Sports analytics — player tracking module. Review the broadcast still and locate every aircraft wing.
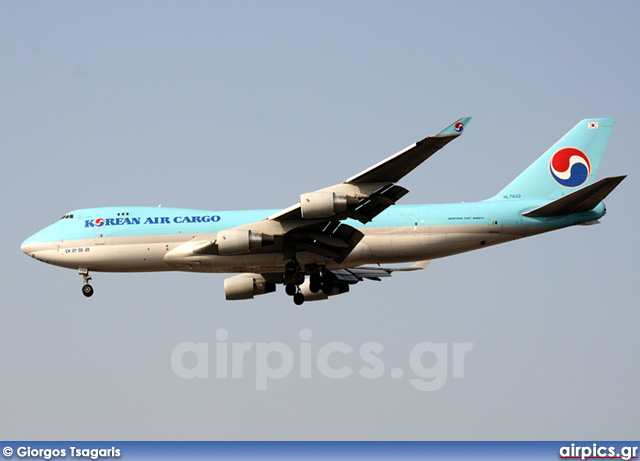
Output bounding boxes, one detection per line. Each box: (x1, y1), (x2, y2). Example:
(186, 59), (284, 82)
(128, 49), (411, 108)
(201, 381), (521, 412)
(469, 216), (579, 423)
(268, 116), (472, 223)
(213, 118), (471, 264)
(331, 260), (432, 282)
(344, 120), (471, 184)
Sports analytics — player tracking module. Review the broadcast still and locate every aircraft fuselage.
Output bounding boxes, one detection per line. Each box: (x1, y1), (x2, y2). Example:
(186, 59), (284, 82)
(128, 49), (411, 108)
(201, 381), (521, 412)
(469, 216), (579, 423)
(21, 201), (605, 274)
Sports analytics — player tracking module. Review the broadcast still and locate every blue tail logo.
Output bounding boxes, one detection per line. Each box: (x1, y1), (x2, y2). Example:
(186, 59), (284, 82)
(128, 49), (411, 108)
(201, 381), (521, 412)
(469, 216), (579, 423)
(549, 147), (591, 188)
(491, 118), (614, 200)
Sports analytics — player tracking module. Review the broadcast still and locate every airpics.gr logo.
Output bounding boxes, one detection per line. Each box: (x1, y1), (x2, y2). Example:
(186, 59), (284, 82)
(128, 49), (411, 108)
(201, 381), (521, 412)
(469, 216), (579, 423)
(85, 215), (221, 228)
(454, 122), (464, 133)
(549, 147), (591, 188)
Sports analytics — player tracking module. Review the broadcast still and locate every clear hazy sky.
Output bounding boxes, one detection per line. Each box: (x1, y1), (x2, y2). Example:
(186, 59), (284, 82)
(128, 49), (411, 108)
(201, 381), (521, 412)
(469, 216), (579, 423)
(1, 1), (638, 440)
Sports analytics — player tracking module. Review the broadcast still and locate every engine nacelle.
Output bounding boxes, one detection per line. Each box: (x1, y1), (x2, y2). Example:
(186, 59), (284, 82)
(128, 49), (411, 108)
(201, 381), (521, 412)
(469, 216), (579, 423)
(300, 192), (349, 219)
(216, 229), (274, 255)
(224, 274), (276, 300)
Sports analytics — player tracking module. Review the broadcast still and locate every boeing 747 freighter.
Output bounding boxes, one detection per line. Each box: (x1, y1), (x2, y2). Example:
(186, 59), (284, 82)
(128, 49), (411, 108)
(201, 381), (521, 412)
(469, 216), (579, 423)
(21, 118), (625, 305)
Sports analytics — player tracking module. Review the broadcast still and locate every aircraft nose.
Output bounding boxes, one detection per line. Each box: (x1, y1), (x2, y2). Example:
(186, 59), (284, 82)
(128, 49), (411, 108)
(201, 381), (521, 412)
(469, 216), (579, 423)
(21, 237), (33, 256)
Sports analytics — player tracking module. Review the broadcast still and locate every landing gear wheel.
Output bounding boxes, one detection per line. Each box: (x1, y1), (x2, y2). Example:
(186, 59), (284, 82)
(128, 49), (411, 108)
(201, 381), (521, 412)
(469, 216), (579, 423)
(285, 283), (297, 297)
(322, 278), (333, 295)
(293, 271), (305, 286)
(285, 261), (298, 275)
(309, 273), (321, 293)
(82, 284), (94, 297)
(78, 268), (93, 298)
(293, 292), (305, 306)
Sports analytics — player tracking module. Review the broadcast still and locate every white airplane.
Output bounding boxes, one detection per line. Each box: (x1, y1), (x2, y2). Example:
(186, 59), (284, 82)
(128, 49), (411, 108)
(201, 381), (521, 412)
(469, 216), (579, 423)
(21, 117), (625, 305)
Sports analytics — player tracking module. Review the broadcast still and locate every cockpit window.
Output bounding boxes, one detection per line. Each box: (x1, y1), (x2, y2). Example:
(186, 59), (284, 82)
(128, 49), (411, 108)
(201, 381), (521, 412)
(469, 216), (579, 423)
(59, 214), (74, 220)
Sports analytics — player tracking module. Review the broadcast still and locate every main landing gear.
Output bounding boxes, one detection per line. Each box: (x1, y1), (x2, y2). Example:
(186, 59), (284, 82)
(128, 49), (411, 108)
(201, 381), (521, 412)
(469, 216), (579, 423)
(284, 260), (305, 306)
(78, 268), (94, 297)
(283, 261), (333, 306)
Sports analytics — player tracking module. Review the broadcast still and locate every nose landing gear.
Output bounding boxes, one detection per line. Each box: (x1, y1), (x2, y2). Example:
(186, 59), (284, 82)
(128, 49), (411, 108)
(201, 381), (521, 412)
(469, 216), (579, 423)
(82, 284), (94, 297)
(78, 268), (94, 297)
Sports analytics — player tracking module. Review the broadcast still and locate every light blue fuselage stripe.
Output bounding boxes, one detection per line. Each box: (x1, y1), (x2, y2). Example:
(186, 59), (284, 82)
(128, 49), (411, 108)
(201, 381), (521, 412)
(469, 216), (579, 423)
(24, 201), (605, 246)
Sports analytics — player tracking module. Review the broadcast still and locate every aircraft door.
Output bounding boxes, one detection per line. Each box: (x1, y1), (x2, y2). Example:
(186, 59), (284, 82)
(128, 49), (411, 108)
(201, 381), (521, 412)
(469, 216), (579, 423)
(486, 216), (503, 246)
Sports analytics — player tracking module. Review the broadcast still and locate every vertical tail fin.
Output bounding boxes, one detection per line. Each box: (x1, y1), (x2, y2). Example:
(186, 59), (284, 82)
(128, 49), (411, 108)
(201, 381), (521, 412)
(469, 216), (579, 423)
(492, 118), (615, 200)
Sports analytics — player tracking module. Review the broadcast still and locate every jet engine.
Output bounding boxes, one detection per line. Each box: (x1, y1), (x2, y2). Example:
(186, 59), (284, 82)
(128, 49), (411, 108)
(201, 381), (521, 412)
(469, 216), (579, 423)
(216, 229), (274, 255)
(224, 274), (276, 300)
(300, 192), (350, 219)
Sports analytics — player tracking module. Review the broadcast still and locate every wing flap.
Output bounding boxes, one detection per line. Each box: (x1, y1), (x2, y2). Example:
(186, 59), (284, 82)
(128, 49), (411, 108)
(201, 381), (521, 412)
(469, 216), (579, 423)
(346, 184), (409, 223)
(284, 222), (364, 263)
(330, 260), (432, 283)
(330, 267), (391, 283)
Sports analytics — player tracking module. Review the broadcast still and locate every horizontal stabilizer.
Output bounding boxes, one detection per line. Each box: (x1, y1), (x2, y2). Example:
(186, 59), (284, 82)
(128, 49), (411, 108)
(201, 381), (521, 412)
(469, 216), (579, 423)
(522, 175), (626, 218)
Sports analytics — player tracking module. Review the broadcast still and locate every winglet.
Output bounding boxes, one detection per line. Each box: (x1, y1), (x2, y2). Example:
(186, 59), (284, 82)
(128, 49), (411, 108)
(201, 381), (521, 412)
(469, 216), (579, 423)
(435, 117), (472, 137)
